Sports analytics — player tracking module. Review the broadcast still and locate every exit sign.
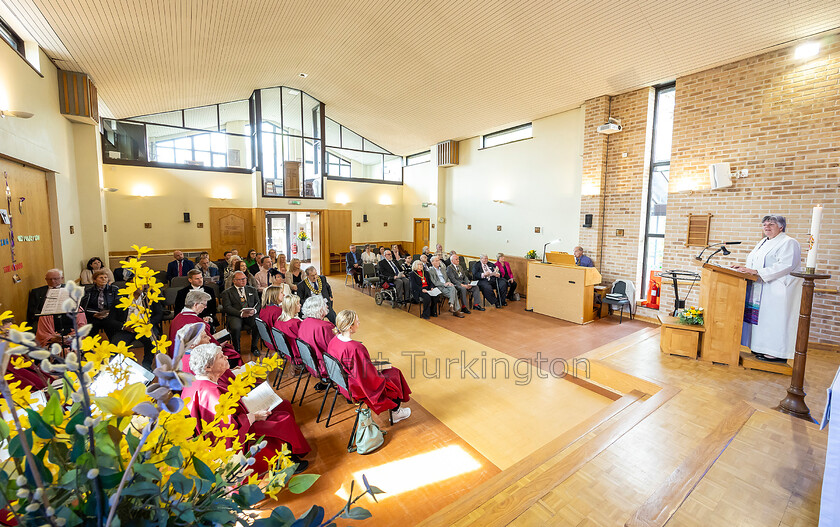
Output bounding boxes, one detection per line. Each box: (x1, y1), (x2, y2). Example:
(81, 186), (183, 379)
(288, 200), (301, 205)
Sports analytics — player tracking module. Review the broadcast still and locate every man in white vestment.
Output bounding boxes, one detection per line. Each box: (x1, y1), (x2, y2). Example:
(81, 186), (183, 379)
(733, 214), (802, 361)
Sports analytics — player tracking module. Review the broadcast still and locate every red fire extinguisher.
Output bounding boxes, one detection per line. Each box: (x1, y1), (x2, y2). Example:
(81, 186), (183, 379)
(292, 242), (298, 255)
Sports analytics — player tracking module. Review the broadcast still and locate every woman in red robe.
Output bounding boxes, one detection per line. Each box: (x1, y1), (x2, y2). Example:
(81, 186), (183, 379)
(326, 309), (411, 422)
(298, 295), (334, 386)
(258, 286), (284, 328)
(181, 342), (310, 474)
(169, 290), (241, 368)
(274, 295), (302, 364)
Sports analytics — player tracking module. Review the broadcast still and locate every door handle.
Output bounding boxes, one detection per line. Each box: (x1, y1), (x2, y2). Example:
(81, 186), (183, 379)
(535, 275), (541, 278)
(569, 281), (576, 284)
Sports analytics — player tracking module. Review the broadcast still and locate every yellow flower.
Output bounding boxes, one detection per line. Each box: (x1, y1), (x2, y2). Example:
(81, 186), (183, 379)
(0, 310), (13, 324)
(94, 382), (150, 417)
(153, 335), (172, 355)
(131, 244), (151, 255)
(10, 356), (32, 369)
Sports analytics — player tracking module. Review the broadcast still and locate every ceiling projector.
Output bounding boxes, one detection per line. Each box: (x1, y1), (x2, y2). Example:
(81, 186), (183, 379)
(597, 117), (622, 135)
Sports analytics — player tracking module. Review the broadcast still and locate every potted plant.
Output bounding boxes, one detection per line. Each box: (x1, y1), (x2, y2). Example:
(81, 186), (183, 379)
(525, 250), (537, 260)
(677, 306), (704, 326)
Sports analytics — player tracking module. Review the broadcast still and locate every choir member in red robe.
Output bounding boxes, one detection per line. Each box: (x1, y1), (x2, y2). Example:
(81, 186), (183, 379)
(275, 295), (303, 364)
(326, 310), (411, 422)
(258, 286), (285, 328)
(182, 343), (310, 474)
(298, 295), (334, 387)
(169, 290), (241, 368)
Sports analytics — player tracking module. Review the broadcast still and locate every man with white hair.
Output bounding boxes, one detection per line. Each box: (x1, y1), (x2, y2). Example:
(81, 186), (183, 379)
(470, 254), (507, 308)
(27, 268), (65, 326)
(447, 254), (480, 313)
(429, 256), (464, 317)
(220, 271), (261, 355)
(298, 266), (336, 323)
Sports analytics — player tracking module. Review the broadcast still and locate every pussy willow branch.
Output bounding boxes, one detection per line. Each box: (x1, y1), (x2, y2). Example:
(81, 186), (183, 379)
(104, 423), (153, 527)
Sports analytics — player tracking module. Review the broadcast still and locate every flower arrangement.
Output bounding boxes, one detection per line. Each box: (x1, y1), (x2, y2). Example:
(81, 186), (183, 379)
(678, 306), (704, 325)
(296, 231), (308, 242)
(0, 245), (380, 526)
(525, 250), (537, 259)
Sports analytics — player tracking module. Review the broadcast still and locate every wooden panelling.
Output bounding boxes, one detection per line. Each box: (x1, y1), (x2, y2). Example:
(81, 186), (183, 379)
(326, 210), (352, 254)
(413, 218), (430, 252)
(209, 207), (256, 260)
(0, 160), (55, 324)
(685, 213), (712, 247)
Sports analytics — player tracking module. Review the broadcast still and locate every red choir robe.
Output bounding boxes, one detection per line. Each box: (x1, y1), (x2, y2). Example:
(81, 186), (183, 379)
(326, 337), (411, 414)
(298, 318), (336, 377)
(259, 305), (283, 329)
(169, 310), (241, 369)
(182, 378), (310, 473)
(7, 363), (49, 391)
(274, 317), (303, 364)
(35, 310), (87, 348)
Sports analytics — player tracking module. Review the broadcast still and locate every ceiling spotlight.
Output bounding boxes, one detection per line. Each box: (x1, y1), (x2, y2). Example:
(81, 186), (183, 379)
(298, 73), (308, 78)
(0, 110), (34, 119)
(794, 41), (820, 59)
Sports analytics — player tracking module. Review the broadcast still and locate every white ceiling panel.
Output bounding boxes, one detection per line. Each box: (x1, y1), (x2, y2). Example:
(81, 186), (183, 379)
(4, 0), (839, 154)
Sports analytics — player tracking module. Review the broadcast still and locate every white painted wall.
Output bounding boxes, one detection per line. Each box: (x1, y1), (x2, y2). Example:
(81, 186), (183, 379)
(442, 108), (584, 257)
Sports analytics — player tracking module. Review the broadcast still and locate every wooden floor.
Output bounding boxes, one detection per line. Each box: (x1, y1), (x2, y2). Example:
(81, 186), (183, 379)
(248, 278), (835, 526)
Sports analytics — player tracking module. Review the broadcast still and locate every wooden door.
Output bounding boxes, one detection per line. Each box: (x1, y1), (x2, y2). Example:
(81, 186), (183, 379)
(413, 218), (430, 253)
(209, 208), (255, 260)
(0, 158), (56, 324)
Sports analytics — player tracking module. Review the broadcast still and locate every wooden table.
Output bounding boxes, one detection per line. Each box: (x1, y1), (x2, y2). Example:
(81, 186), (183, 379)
(658, 314), (705, 358)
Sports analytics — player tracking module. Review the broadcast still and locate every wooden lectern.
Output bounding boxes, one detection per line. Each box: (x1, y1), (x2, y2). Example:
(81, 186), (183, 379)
(698, 263), (755, 365)
(526, 262), (602, 324)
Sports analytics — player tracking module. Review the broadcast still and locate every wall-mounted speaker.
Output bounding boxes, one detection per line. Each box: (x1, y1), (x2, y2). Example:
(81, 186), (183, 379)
(583, 214), (593, 228)
(184, 212), (191, 223)
(363, 214), (368, 223)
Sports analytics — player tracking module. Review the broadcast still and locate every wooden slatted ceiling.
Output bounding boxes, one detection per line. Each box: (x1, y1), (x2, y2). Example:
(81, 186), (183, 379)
(4, 0), (840, 154)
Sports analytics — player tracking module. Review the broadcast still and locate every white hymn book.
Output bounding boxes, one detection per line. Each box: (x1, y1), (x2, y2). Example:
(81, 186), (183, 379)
(241, 381), (283, 414)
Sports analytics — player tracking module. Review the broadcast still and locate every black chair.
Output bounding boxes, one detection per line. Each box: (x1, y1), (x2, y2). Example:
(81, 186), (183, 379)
(361, 262), (380, 296)
(170, 276), (190, 289)
(294, 339), (326, 409)
(269, 327), (299, 392)
(321, 352), (376, 453)
(603, 281), (634, 323)
(254, 317), (277, 358)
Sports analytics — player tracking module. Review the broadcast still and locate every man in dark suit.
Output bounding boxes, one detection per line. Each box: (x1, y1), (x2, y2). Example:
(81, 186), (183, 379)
(27, 269), (64, 326)
(166, 250), (195, 282)
(574, 246), (595, 267)
(174, 269), (218, 328)
(217, 250), (233, 277)
(81, 270), (122, 339)
(220, 271), (261, 355)
(447, 254), (480, 312)
(298, 266), (336, 323)
(470, 254), (508, 308)
(346, 244), (363, 286)
(378, 249), (410, 304)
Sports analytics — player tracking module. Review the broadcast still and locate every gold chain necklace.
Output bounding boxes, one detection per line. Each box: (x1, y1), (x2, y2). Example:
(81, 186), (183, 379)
(305, 275), (323, 294)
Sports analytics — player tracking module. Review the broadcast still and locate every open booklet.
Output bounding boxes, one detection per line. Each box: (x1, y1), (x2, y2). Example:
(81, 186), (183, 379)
(89, 355), (155, 397)
(213, 328), (230, 342)
(241, 381), (283, 414)
(39, 288), (71, 315)
(469, 280), (479, 286)
(427, 288), (442, 297)
(240, 307), (257, 317)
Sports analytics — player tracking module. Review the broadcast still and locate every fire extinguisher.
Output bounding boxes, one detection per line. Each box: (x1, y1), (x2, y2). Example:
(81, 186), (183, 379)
(292, 242), (298, 255)
(649, 279), (660, 308)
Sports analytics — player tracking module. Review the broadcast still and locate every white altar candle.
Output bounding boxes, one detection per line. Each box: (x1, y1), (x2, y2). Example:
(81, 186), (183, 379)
(806, 204), (823, 270)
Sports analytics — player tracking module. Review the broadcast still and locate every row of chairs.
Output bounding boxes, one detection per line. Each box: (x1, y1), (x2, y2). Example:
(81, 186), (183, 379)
(254, 317), (371, 453)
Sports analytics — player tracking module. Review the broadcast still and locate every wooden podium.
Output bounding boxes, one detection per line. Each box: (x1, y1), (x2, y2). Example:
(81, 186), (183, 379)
(698, 263), (755, 365)
(526, 262), (602, 324)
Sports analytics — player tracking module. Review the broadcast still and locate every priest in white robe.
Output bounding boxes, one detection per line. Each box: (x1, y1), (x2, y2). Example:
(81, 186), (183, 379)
(734, 214), (802, 361)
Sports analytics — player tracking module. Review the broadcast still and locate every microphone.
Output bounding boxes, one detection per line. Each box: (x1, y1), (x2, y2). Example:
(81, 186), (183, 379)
(542, 239), (561, 263)
(695, 241), (741, 265)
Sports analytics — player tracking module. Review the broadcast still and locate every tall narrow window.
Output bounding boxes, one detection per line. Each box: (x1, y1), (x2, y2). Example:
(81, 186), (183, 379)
(641, 84), (675, 299)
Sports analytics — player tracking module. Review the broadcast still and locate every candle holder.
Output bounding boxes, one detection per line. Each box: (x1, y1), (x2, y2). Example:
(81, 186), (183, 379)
(774, 271), (830, 422)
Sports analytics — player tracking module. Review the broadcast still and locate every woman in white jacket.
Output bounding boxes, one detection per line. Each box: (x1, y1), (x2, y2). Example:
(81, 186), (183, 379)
(733, 214), (802, 361)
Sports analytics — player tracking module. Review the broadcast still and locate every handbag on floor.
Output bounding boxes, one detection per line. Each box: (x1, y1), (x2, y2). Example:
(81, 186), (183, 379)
(512, 292), (521, 301)
(354, 407), (386, 454)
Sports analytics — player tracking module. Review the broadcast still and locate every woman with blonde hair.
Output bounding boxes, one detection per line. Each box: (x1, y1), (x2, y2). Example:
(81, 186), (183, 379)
(259, 285), (285, 327)
(286, 258), (304, 293)
(275, 294), (303, 363)
(275, 253), (288, 274)
(326, 309), (411, 422)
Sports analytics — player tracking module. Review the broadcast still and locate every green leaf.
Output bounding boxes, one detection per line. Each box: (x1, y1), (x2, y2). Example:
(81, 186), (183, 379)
(42, 392), (63, 426)
(100, 470), (124, 489)
(65, 410), (85, 435)
(0, 420), (10, 441)
(60, 469), (78, 485)
(192, 476), (214, 496)
(8, 429), (33, 459)
(96, 434), (118, 457)
(340, 507), (372, 521)
(164, 445), (184, 468)
(25, 447), (52, 485)
(368, 485), (385, 495)
(132, 463), (162, 481)
(295, 505), (325, 526)
(107, 425), (123, 452)
(269, 507), (297, 524)
(287, 473), (320, 494)
(168, 471), (193, 495)
(238, 484), (265, 506)
(70, 435), (86, 462)
(192, 456), (215, 481)
(203, 510), (237, 524)
(122, 481), (160, 497)
(125, 429), (140, 452)
(25, 409), (54, 439)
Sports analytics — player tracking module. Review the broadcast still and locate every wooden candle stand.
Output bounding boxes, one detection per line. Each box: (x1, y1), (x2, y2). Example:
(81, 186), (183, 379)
(774, 272), (831, 423)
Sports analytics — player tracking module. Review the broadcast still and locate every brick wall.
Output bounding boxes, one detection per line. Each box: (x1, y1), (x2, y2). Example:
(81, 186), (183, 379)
(579, 95), (610, 263)
(663, 41), (840, 345)
(580, 40), (840, 344)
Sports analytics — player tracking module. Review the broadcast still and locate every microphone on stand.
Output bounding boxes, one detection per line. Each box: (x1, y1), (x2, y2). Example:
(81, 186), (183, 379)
(695, 241), (742, 265)
(542, 239), (561, 263)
